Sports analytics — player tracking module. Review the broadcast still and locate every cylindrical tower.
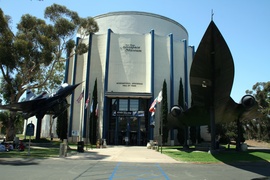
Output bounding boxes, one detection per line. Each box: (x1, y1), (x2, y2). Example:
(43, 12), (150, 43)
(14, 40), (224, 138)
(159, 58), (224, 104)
(67, 11), (193, 146)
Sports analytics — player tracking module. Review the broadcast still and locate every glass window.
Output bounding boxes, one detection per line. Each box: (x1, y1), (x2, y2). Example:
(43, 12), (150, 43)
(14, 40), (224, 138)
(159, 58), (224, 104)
(119, 99), (128, 111)
(111, 99), (117, 111)
(130, 99), (139, 111)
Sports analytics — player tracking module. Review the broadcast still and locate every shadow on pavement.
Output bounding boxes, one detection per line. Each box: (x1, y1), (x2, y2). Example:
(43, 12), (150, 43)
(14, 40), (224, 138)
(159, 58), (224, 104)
(211, 148), (270, 179)
(0, 158), (39, 166)
(66, 149), (110, 161)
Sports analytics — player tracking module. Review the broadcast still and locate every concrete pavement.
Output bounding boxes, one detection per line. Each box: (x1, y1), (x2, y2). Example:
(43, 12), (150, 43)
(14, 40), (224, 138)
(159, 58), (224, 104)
(67, 145), (180, 163)
(1, 145), (270, 179)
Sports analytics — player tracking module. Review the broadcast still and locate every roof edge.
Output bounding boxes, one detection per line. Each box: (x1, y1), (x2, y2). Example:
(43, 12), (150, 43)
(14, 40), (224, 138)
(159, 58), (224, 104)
(94, 11), (188, 36)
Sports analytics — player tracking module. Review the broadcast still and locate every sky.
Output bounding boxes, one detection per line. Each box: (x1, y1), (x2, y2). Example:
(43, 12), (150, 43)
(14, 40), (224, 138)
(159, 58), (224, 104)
(1, 0), (269, 102)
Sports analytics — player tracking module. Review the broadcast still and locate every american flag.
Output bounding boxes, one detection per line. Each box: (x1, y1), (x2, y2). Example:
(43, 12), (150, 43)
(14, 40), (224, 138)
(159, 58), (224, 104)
(85, 96), (90, 109)
(76, 90), (84, 103)
(149, 99), (157, 113)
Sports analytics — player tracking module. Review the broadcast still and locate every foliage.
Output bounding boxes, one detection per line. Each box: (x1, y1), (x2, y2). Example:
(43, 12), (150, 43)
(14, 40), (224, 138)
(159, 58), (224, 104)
(244, 118), (270, 142)
(246, 82), (270, 111)
(177, 78), (185, 144)
(209, 121), (245, 144)
(89, 78), (98, 144)
(161, 80), (168, 143)
(56, 100), (68, 141)
(0, 4), (99, 140)
(176, 77), (201, 145)
(245, 82), (270, 142)
(178, 78), (184, 108)
(0, 111), (24, 134)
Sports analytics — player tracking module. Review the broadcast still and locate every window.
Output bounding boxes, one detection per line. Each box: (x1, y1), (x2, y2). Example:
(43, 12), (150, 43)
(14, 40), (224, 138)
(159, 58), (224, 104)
(119, 99), (128, 111)
(130, 99), (139, 111)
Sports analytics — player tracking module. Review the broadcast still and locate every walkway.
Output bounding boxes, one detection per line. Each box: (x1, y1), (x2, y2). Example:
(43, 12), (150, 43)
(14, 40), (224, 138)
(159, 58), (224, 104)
(67, 145), (180, 163)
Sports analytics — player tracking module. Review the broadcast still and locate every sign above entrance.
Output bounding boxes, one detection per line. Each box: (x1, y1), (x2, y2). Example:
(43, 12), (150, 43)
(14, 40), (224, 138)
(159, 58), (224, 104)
(113, 110), (144, 117)
(116, 111), (132, 116)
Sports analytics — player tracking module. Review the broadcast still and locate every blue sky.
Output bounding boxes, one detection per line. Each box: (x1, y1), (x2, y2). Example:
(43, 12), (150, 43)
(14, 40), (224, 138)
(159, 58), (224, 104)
(1, 0), (269, 102)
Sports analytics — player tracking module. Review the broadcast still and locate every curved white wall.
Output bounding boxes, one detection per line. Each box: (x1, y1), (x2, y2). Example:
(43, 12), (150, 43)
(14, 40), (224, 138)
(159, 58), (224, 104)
(94, 11), (188, 42)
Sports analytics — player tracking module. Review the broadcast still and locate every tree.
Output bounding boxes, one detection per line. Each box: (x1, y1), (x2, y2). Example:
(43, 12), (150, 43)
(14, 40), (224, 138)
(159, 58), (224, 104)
(89, 78), (98, 144)
(0, 4), (99, 140)
(161, 80), (168, 143)
(0, 111), (24, 135)
(245, 82), (270, 142)
(56, 100), (68, 141)
(212, 122), (243, 144)
(177, 78), (185, 144)
(246, 82), (270, 114)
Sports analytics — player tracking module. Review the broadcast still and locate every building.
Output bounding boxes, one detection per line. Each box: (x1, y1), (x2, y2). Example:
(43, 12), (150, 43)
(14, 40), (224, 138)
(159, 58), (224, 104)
(66, 11), (194, 145)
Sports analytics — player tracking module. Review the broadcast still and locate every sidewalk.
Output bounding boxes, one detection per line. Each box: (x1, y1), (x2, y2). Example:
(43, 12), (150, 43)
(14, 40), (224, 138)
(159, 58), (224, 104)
(67, 146), (180, 163)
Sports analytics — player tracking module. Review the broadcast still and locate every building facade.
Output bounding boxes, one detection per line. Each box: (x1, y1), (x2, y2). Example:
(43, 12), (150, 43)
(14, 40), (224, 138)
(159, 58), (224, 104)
(66, 11), (194, 145)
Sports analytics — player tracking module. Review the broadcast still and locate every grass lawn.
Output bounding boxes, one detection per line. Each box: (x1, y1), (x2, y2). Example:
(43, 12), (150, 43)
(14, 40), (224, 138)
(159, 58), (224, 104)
(0, 143), (95, 159)
(1, 136), (269, 163)
(0, 136), (94, 159)
(162, 146), (270, 163)
(0, 147), (61, 158)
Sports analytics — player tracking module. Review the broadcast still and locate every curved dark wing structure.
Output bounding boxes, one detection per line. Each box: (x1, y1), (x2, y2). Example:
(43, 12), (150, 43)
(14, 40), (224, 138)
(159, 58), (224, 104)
(190, 21), (234, 111)
(0, 99), (44, 112)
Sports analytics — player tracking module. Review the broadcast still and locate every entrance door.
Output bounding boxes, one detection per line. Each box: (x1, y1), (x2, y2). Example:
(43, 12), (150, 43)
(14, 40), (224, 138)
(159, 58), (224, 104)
(118, 117), (127, 145)
(129, 116), (139, 145)
(118, 116), (139, 145)
(108, 98), (148, 146)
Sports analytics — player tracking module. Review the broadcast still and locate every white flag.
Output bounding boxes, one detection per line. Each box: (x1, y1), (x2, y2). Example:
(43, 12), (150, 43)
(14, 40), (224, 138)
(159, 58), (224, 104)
(156, 90), (162, 103)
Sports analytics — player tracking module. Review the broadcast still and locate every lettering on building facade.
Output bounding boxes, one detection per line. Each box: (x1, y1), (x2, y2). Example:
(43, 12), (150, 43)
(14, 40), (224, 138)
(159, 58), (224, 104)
(121, 44), (142, 52)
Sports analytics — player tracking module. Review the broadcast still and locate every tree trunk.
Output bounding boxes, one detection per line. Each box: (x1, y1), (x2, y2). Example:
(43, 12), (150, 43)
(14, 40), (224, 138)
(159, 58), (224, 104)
(49, 115), (54, 140)
(5, 112), (16, 141)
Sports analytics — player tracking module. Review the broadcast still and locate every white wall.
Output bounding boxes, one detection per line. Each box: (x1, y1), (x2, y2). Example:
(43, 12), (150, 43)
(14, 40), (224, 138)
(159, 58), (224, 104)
(94, 11), (188, 42)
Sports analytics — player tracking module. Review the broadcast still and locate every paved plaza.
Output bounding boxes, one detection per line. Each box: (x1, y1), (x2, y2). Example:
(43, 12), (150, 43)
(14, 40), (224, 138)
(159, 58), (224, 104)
(0, 146), (270, 180)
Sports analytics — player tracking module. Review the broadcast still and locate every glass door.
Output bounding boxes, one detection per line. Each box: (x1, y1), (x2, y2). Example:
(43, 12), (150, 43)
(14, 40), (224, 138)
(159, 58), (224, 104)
(129, 117), (138, 145)
(108, 98), (148, 146)
(118, 117), (127, 145)
(117, 116), (139, 145)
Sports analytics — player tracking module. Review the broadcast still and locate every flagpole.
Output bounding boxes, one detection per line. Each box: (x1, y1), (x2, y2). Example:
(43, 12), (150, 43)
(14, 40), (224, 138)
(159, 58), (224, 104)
(158, 90), (163, 154)
(160, 102), (163, 154)
(85, 98), (87, 151)
(76, 90), (84, 142)
(85, 93), (92, 150)
(149, 90), (163, 153)
(79, 97), (84, 142)
(87, 102), (93, 150)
